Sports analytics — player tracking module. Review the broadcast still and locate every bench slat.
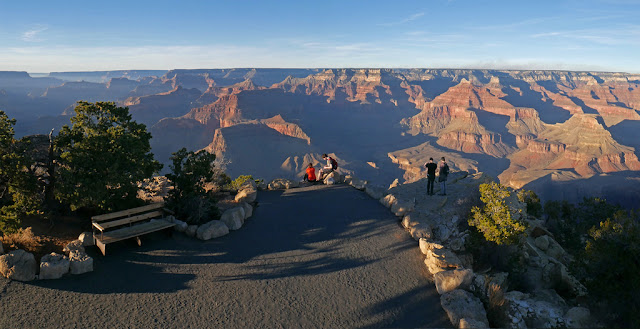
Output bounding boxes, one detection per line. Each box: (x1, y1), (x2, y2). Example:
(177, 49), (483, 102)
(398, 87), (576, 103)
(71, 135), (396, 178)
(97, 210), (164, 230)
(91, 203), (164, 222)
(95, 220), (175, 245)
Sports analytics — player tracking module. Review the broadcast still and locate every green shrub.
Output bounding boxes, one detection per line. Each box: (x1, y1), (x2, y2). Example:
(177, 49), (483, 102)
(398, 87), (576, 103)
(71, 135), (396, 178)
(469, 182), (528, 245)
(165, 148), (219, 224)
(517, 189), (542, 218)
(224, 175), (255, 192)
(55, 101), (162, 213)
(578, 212), (640, 327)
(0, 111), (40, 234)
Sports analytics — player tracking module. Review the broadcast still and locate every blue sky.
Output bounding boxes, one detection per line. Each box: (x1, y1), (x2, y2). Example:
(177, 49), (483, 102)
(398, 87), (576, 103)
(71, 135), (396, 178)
(0, 0), (639, 73)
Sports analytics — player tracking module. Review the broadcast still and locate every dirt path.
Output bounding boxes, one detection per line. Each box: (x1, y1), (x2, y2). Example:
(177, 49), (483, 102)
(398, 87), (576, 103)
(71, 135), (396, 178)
(0, 185), (449, 328)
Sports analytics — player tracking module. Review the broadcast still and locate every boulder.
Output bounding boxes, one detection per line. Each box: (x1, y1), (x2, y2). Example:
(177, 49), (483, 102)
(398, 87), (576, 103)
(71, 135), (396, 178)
(324, 171), (342, 184)
(221, 207), (245, 230)
(173, 219), (188, 233)
(39, 253), (70, 280)
(0, 249), (37, 281)
(185, 225), (198, 237)
(69, 250), (93, 275)
(401, 213), (420, 229)
(268, 178), (298, 190)
(391, 198), (415, 217)
(349, 177), (367, 190)
(235, 184), (257, 203)
(78, 232), (94, 246)
(502, 290), (568, 329)
(440, 289), (489, 328)
(365, 185), (386, 200)
(63, 240), (85, 255)
(419, 238), (441, 255)
(409, 223), (433, 241)
(425, 246), (463, 275)
(196, 220), (230, 240)
(240, 202), (253, 219)
(534, 235), (550, 251)
(380, 194), (397, 209)
(235, 188), (257, 203)
(564, 307), (592, 328)
(435, 269), (474, 294)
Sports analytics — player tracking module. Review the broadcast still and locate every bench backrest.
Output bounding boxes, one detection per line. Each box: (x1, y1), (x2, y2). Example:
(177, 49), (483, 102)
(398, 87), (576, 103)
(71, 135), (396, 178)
(92, 203), (166, 231)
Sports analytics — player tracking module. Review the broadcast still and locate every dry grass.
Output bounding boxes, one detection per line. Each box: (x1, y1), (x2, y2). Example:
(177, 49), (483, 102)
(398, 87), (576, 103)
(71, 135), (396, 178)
(1, 227), (44, 253)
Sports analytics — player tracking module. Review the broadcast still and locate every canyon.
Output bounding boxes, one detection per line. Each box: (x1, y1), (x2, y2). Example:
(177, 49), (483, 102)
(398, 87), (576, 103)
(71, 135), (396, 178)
(1, 68), (639, 206)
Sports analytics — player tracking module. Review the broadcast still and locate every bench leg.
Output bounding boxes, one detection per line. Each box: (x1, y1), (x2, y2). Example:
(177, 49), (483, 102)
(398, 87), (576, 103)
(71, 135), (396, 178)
(135, 236), (142, 247)
(96, 239), (107, 256)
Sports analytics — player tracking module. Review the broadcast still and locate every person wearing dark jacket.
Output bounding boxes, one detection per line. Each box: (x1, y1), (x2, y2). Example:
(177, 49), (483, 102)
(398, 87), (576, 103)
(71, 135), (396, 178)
(424, 157), (438, 195)
(438, 157), (449, 195)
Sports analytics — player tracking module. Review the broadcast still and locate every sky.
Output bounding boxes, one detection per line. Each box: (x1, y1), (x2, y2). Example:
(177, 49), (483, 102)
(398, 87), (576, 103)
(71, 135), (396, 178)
(0, 0), (639, 73)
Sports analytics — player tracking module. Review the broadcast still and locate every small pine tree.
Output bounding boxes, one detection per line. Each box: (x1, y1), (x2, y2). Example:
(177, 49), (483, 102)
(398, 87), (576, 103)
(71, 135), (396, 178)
(165, 148), (219, 224)
(55, 101), (162, 212)
(469, 182), (528, 245)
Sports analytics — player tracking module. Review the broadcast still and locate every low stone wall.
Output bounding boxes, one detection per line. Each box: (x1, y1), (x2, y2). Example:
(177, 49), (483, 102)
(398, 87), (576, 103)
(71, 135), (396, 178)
(345, 172), (593, 329)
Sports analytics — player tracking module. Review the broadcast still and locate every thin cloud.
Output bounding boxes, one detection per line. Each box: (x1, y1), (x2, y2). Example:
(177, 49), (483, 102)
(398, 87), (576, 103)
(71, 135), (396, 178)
(21, 25), (48, 42)
(378, 12), (425, 27)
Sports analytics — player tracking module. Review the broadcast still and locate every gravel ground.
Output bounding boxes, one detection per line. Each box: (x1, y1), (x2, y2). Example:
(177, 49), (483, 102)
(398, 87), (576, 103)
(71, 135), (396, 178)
(0, 185), (450, 328)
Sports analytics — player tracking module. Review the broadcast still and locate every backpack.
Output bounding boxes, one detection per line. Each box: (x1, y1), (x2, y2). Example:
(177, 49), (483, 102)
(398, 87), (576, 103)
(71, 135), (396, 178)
(442, 163), (449, 175)
(330, 157), (338, 170)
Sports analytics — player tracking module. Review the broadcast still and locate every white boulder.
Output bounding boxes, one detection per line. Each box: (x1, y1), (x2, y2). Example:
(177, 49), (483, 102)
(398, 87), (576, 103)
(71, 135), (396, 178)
(0, 249), (38, 281)
(196, 220), (230, 240)
(39, 252), (70, 280)
(435, 269), (474, 294)
(365, 185), (386, 200)
(425, 246), (463, 275)
(221, 207), (245, 230)
(235, 185), (257, 203)
(440, 289), (489, 328)
(349, 177), (367, 190)
(69, 250), (93, 275)
(380, 194), (397, 209)
(241, 202), (253, 219)
(173, 219), (188, 232)
(409, 223), (433, 241)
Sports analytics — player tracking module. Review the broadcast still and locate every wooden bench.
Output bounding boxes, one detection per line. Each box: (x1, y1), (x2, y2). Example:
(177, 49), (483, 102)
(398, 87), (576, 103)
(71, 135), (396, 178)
(91, 203), (175, 256)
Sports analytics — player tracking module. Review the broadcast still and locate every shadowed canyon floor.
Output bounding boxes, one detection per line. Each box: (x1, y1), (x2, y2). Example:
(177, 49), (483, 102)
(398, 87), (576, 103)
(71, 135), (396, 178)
(0, 185), (450, 328)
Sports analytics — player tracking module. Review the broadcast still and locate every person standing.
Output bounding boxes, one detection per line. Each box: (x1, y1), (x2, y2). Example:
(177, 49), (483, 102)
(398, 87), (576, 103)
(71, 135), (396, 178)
(438, 157), (449, 195)
(424, 157), (438, 195)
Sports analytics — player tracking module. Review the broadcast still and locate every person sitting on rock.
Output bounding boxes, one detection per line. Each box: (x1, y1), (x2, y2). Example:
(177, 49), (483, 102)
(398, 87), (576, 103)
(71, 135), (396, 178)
(317, 153), (335, 181)
(303, 163), (317, 182)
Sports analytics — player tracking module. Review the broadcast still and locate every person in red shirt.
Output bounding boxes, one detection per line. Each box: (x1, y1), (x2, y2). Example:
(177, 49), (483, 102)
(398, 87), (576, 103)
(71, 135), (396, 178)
(303, 163), (317, 182)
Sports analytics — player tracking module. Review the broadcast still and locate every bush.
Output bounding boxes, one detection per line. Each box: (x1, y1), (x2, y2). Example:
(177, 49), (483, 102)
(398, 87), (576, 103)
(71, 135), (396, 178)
(578, 212), (640, 327)
(55, 101), (162, 213)
(468, 182), (528, 245)
(517, 189), (542, 218)
(0, 227), (43, 253)
(0, 111), (40, 234)
(224, 175), (255, 192)
(165, 148), (219, 224)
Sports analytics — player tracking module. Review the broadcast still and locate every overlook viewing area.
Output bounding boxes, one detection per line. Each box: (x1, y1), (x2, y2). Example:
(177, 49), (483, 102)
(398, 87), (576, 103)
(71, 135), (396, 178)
(0, 185), (450, 328)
